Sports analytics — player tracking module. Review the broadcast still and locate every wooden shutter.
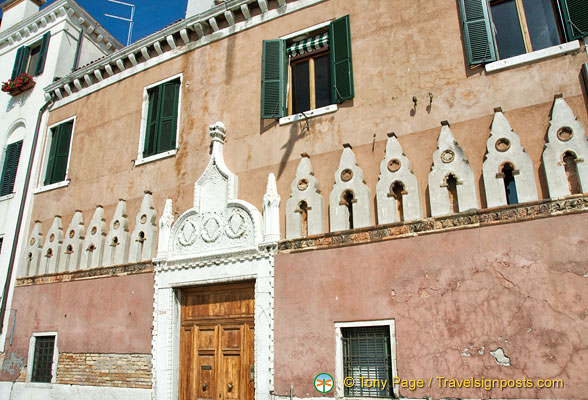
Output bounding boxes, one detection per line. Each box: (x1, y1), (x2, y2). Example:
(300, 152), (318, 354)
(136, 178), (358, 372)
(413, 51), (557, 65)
(559, 0), (588, 41)
(11, 47), (28, 80)
(157, 79), (180, 153)
(143, 86), (160, 157)
(45, 122), (73, 185)
(457, 0), (497, 65)
(329, 15), (354, 103)
(35, 32), (51, 76)
(0, 141), (23, 196)
(261, 39), (286, 119)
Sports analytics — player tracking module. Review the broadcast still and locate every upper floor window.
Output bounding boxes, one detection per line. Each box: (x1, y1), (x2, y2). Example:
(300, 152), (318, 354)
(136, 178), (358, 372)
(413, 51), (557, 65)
(44, 119), (74, 186)
(141, 77), (181, 160)
(0, 140), (23, 197)
(11, 32), (50, 80)
(458, 0), (587, 65)
(261, 15), (354, 120)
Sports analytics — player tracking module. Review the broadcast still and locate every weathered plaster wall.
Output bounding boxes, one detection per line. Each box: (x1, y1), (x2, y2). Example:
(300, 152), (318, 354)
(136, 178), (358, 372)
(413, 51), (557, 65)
(274, 213), (588, 399)
(34, 0), (588, 237)
(0, 273), (154, 381)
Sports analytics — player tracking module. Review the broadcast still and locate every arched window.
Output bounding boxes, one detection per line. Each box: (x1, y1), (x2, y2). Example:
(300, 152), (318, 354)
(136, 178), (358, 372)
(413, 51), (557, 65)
(298, 201), (309, 237)
(501, 163), (518, 204)
(390, 181), (405, 222)
(563, 151), (581, 195)
(445, 174), (459, 213)
(341, 190), (355, 230)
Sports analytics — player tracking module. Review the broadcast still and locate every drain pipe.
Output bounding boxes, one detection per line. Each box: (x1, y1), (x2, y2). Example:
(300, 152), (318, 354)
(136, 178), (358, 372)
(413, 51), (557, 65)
(0, 98), (54, 334)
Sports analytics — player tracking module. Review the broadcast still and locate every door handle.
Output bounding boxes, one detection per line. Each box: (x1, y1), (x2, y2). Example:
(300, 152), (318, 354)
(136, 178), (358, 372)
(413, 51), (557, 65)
(228, 382), (233, 391)
(202, 382), (208, 391)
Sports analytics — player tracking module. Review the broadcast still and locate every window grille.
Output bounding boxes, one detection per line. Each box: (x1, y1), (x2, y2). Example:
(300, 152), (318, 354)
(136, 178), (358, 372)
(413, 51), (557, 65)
(32, 336), (55, 383)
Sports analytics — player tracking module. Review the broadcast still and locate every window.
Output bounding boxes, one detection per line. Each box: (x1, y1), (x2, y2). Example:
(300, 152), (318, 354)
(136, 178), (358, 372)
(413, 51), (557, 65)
(11, 32), (50, 80)
(0, 237), (3, 254)
(261, 15), (354, 120)
(27, 334), (57, 384)
(336, 320), (398, 399)
(458, 0), (588, 65)
(0, 140), (23, 196)
(44, 120), (74, 186)
(143, 78), (181, 158)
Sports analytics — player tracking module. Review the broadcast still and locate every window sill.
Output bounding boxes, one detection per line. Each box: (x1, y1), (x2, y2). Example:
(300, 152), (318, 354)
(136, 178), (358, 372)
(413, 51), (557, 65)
(34, 180), (69, 194)
(134, 149), (177, 166)
(0, 193), (15, 202)
(279, 104), (338, 125)
(485, 40), (581, 73)
(24, 382), (53, 388)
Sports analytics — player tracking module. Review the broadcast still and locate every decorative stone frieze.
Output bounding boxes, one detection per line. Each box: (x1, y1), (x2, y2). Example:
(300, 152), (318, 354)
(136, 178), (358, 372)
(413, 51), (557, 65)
(376, 133), (421, 224)
(129, 191), (158, 263)
(80, 206), (107, 269)
(19, 221), (43, 277)
(543, 96), (588, 198)
(428, 122), (478, 217)
(103, 200), (130, 266)
(38, 216), (64, 275)
(483, 109), (538, 207)
(329, 145), (372, 231)
(60, 210), (85, 272)
(285, 155), (325, 238)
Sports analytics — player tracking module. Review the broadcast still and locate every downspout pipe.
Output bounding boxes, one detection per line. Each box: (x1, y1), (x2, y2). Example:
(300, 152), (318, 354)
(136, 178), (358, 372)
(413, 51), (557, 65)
(72, 28), (84, 71)
(0, 98), (54, 334)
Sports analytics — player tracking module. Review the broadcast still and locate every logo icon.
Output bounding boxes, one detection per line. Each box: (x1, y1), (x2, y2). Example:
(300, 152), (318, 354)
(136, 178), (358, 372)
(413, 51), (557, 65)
(314, 373), (334, 393)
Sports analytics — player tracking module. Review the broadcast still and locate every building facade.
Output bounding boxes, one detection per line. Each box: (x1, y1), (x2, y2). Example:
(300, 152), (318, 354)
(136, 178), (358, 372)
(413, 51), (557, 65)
(1, 0), (587, 399)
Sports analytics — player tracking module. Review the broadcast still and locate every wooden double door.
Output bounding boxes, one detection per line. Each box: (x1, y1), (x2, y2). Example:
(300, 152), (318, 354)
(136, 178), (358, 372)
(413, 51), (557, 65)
(179, 282), (255, 400)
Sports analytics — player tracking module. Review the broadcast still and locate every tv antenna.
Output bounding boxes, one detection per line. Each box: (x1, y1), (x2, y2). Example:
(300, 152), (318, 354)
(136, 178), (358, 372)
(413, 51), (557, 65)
(104, 0), (135, 46)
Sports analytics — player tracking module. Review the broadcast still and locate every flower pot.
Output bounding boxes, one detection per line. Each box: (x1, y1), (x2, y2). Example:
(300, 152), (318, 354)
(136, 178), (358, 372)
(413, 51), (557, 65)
(8, 79), (35, 96)
(8, 87), (22, 96)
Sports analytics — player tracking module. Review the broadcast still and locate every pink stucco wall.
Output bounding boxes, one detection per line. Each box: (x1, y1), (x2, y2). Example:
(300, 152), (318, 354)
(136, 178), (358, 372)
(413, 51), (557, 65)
(274, 213), (588, 399)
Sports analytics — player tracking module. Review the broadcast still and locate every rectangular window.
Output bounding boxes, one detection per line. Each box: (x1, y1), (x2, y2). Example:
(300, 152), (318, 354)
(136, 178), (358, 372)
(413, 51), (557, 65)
(31, 335), (55, 383)
(44, 120), (74, 186)
(342, 326), (393, 398)
(11, 32), (50, 80)
(0, 140), (23, 196)
(143, 78), (180, 158)
(261, 15), (353, 120)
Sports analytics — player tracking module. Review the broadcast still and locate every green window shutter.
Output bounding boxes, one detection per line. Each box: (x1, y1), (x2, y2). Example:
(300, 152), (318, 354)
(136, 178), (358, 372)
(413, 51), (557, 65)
(329, 15), (354, 103)
(261, 39), (286, 119)
(0, 141), (23, 196)
(559, 0), (588, 41)
(144, 86), (160, 157)
(35, 32), (51, 76)
(457, 0), (496, 65)
(11, 47), (27, 80)
(45, 122), (73, 185)
(156, 79), (180, 153)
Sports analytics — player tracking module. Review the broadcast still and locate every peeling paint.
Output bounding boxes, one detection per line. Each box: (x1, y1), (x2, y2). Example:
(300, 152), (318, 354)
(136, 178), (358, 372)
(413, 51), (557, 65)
(461, 348), (471, 357)
(490, 347), (511, 366)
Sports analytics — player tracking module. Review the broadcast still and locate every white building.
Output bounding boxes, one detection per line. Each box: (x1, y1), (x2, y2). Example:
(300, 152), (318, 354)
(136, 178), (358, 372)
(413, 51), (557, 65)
(0, 0), (120, 382)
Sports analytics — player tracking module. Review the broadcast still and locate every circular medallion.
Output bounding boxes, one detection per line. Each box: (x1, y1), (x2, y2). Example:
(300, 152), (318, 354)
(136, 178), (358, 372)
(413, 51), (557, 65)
(297, 179), (309, 191)
(113, 220), (120, 230)
(201, 215), (223, 243)
(91, 226), (97, 235)
(341, 169), (353, 182)
(178, 220), (198, 247)
(69, 229), (75, 238)
(441, 150), (455, 164)
(495, 138), (511, 152)
(140, 214), (148, 224)
(226, 212), (247, 239)
(30, 238), (36, 246)
(557, 127), (573, 142)
(49, 233), (55, 242)
(387, 159), (401, 172)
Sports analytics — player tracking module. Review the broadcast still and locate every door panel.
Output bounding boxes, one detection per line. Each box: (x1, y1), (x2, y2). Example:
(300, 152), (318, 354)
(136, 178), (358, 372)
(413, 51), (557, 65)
(180, 282), (255, 400)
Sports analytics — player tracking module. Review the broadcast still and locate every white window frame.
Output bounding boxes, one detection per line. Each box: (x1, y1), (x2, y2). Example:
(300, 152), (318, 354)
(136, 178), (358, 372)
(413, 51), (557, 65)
(279, 20), (339, 126)
(34, 116), (76, 194)
(335, 319), (399, 399)
(26, 331), (58, 387)
(135, 73), (183, 166)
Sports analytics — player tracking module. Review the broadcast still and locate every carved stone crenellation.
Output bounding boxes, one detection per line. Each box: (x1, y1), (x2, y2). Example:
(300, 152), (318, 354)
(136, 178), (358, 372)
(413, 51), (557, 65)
(285, 155), (325, 239)
(103, 199), (131, 266)
(80, 206), (107, 269)
(19, 221), (43, 277)
(60, 211), (85, 273)
(129, 191), (158, 263)
(38, 216), (64, 275)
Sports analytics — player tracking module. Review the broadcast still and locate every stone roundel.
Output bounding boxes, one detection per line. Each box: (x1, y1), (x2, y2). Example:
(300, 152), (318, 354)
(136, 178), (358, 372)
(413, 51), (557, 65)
(341, 169), (353, 182)
(387, 159), (401, 172)
(557, 127), (573, 142)
(178, 219), (199, 247)
(113, 220), (120, 230)
(441, 150), (455, 164)
(297, 179), (309, 191)
(140, 214), (148, 224)
(495, 138), (511, 152)
(201, 215), (223, 243)
(49, 233), (55, 242)
(69, 229), (75, 238)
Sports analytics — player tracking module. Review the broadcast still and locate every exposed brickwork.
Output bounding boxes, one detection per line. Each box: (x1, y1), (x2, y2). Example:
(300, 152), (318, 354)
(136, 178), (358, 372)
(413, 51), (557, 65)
(16, 261), (153, 287)
(279, 194), (588, 253)
(56, 353), (152, 388)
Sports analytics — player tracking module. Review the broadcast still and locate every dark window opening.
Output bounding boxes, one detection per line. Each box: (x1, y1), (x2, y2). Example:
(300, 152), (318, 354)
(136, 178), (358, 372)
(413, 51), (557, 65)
(292, 60), (310, 114)
(446, 174), (459, 213)
(342, 190), (354, 229)
(144, 78), (180, 157)
(563, 151), (582, 195)
(26, 43), (41, 76)
(0, 140), (23, 196)
(291, 50), (331, 115)
(390, 181), (405, 222)
(44, 121), (73, 186)
(298, 200), (309, 237)
(342, 326), (394, 398)
(502, 163), (519, 204)
(31, 336), (55, 383)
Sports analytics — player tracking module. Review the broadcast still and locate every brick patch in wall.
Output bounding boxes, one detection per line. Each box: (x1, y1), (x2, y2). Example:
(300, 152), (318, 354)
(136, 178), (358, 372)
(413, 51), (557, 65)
(56, 353), (152, 389)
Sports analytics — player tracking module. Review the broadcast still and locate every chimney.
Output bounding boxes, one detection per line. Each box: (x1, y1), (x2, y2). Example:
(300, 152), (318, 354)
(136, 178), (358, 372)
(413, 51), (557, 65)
(185, 0), (217, 19)
(0, 0), (45, 33)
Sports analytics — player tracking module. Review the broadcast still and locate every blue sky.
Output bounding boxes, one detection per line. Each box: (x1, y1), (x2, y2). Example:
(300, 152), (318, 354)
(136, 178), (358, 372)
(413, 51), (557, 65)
(3, 0), (188, 45)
